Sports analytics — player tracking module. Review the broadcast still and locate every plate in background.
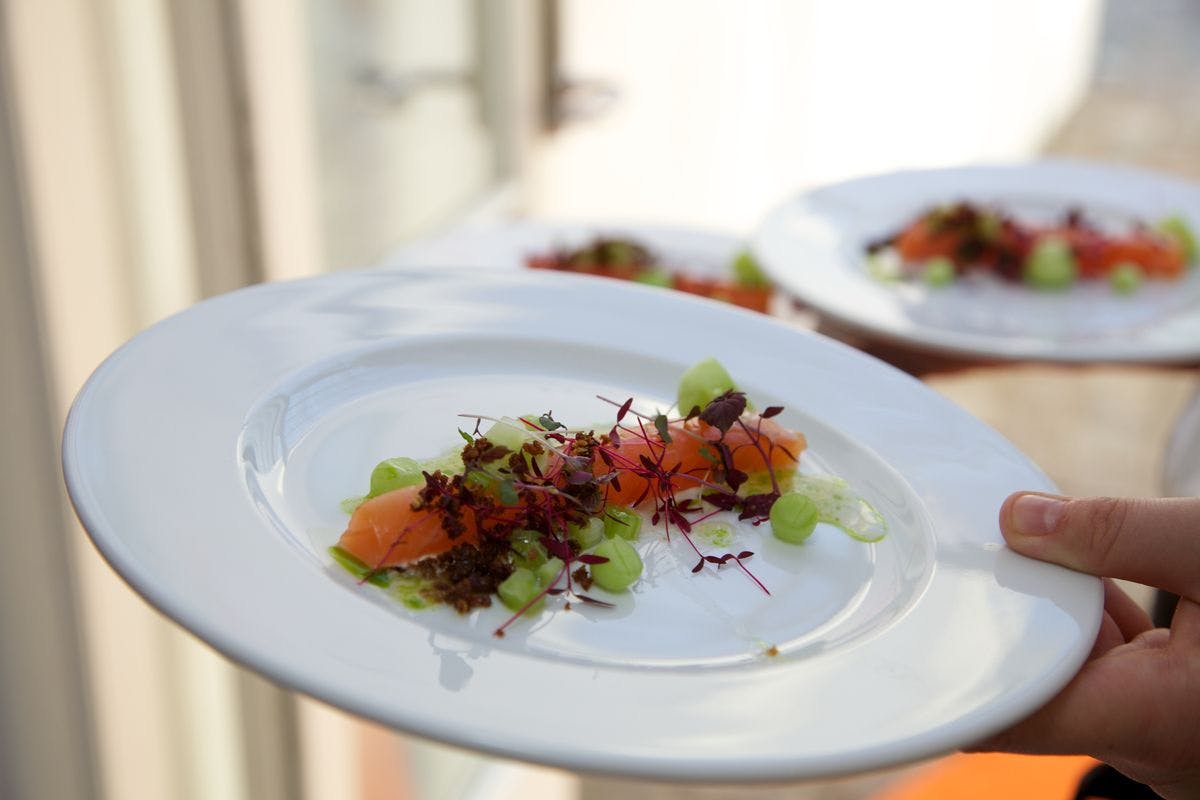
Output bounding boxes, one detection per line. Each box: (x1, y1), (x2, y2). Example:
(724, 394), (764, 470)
(380, 220), (744, 276)
(753, 160), (1200, 362)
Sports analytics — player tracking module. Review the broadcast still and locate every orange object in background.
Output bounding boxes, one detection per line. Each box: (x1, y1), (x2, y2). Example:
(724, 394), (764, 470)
(893, 217), (963, 263)
(526, 237), (775, 313)
(874, 753), (1099, 800)
(672, 274), (772, 313)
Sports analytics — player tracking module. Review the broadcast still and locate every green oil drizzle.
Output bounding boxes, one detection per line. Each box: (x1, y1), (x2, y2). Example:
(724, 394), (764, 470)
(693, 521), (733, 548)
(388, 574), (431, 610)
(791, 475), (887, 542)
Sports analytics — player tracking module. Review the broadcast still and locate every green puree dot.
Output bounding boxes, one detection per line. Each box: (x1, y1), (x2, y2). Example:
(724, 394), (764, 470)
(1109, 261), (1143, 295)
(1023, 237), (1078, 290)
(921, 256), (955, 287)
(677, 357), (737, 417)
(770, 493), (820, 544)
(1158, 214), (1198, 264)
(633, 268), (673, 288)
(589, 537), (643, 593)
(731, 249), (771, 288)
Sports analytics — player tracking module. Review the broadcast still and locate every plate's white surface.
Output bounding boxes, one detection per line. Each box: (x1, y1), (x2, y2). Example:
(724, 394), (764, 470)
(63, 269), (1101, 782)
(380, 221), (744, 277)
(753, 160), (1200, 362)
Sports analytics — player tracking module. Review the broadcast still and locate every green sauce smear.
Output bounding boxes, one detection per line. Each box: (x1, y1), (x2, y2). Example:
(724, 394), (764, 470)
(693, 521), (733, 548)
(388, 574), (431, 610)
(791, 475), (887, 543)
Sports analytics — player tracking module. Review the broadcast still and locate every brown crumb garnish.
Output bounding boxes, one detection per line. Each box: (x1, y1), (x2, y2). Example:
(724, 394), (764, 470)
(408, 537), (513, 612)
(572, 565), (593, 590)
(766, 645), (779, 657)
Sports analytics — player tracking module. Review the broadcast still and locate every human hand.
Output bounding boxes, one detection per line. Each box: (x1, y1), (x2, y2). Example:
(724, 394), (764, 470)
(974, 493), (1200, 799)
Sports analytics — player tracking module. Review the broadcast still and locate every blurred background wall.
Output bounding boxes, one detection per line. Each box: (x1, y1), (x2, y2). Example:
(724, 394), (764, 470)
(1, 1), (1195, 798)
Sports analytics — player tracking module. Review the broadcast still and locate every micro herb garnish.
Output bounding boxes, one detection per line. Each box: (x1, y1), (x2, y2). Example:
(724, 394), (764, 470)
(593, 390), (799, 593)
(360, 389), (800, 634)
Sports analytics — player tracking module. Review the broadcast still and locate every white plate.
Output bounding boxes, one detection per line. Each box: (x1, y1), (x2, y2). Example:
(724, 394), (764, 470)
(62, 269), (1100, 782)
(380, 221), (745, 276)
(753, 160), (1200, 362)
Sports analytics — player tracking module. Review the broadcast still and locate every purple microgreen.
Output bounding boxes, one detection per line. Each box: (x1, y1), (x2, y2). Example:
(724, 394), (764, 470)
(732, 553), (769, 595)
(575, 594), (616, 608)
(576, 553), (610, 565)
(616, 397), (634, 422)
(699, 391), (747, 433)
(668, 506), (693, 533)
(540, 535), (573, 561)
(702, 490), (740, 511)
(738, 491), (780, 521)
(761, 405), (784, 419)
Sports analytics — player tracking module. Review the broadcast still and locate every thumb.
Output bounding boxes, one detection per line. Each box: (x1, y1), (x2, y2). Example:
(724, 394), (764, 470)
(999, 493), (1200, 602)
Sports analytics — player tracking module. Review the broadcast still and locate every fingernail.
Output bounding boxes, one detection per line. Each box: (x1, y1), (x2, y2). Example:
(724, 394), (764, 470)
(1011, 493), (1065, 536)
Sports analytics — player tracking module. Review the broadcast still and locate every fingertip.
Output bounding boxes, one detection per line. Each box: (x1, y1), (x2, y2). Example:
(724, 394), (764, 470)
(1000, 491), (1068, 545)
(998, 491), (1021, 537)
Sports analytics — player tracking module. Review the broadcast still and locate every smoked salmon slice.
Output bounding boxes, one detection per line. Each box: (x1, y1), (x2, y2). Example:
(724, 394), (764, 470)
(598, 415), (804, 507)
(338, 485), (482, 570)
(336, 413), (806, 570)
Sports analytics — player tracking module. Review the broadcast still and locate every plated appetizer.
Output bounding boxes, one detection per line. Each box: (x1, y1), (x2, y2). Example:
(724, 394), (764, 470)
(866, 202), (1198, 293)
(331, 359), (884, 635)
(526, 236), (774, 312)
